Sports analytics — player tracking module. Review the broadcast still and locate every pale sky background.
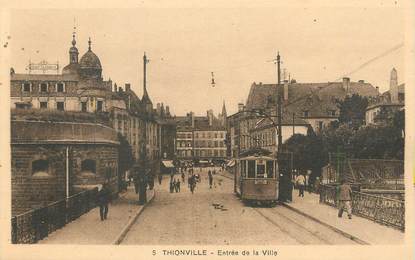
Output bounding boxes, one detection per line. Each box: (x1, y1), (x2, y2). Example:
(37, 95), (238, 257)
(8, 5), (405, 116)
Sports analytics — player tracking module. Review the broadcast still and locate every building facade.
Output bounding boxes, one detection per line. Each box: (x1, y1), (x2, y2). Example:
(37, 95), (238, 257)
(174, 111), (227, 161)
(10, 32), (169, 215)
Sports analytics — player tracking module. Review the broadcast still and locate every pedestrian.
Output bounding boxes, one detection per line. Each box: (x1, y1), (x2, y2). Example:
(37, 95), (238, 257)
(315, 177), (321, 193)
(158, 174), (162, 185)
(305, 173), (311, 194)
(181, 172), (185, 183)
(338, 179), (353, 219)
(189, 174), (196, 194)
(170, 179), (175, 193)
(97, 183), (110, 221)
(295, 174), (305, 197)
(208, 170), (213, 189)
(127, 171), (133, 186)
(176, 179), (181, 192)
(213, 169), (216, 175)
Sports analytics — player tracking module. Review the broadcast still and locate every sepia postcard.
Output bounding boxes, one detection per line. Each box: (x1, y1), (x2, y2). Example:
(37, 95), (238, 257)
(0, 1), (414, 259)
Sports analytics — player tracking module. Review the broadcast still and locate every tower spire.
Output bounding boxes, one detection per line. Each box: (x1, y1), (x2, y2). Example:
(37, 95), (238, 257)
(88, 37), (92, 51)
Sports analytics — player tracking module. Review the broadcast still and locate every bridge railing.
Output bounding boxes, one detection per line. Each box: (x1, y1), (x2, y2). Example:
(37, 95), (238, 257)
(11, 188), (98, 244)
(319, 184), (404, 231)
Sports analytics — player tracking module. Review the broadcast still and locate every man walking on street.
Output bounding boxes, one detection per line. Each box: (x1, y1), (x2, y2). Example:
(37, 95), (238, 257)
(97, 183), (110, 221)
(295, 174), (305, 197)
(208, 170), (213, 189)
(338, 179), (353, 219)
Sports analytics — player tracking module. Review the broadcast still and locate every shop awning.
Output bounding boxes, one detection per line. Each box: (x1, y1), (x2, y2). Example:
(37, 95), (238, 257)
(162, 160), (174, 168)
(226, 160), (235, 167)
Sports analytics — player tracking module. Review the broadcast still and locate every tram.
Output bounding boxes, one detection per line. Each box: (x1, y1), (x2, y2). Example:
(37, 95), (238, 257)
(234, 148), (278, 205)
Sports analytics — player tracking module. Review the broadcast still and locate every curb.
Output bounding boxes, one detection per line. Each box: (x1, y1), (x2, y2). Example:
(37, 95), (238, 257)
(112, 190), (156, 245)
(281, 202), (370, 245)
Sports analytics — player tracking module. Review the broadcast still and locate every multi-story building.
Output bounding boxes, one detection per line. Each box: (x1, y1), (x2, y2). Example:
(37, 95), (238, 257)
(366, 68), (405, 125)
(10, 32), (169, 214)
(228, 78), (379, 157)
(174, 111), (227, 161)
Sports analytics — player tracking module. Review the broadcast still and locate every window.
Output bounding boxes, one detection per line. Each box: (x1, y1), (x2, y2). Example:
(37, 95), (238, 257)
(214, 133), (218, 138)
(266, 161), (274, 178)
(23, 83), (31, 92)
(57, 102), (64, 111)
(40, 102), (48, 109)
(97, 101), (103, 112)
(247, 160), (256, 178)
(256, 162), (265, 178)
(32, 159), (49, 177)
(303, 110), (309, 117)
(40, 83), (48, 92)
(81, 102), (87, 112)
(81, 159), (96, 174)
(214, 150), (218, 157)
(318, 121), (323, 130)
(57, 83), (65, 92)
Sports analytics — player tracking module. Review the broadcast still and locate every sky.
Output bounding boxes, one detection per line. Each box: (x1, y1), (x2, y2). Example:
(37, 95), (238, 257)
(7, 4), (405, 116)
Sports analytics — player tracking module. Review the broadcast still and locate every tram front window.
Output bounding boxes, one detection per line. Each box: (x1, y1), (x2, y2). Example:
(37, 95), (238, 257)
(257, 164), (265, 178)
(266, 161), (274, 178)
(247, 160), (255, 178)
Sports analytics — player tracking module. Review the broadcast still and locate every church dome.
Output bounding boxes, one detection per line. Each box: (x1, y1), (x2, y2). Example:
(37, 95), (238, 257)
(79, 50), (102, 70)
(78, 38), (102, 79)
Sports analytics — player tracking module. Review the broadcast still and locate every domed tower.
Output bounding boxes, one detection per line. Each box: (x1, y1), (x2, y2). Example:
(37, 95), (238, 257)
(62, 32), (80, 75)
(78, 38), (103, 80)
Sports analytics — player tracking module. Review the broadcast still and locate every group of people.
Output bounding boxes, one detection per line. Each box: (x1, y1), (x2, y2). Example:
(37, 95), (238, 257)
(170, 178), (181, 193)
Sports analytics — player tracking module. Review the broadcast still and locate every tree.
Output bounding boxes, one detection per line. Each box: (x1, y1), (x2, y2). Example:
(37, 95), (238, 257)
(337, 94), (368, 128)
(118, 133), (134, 181)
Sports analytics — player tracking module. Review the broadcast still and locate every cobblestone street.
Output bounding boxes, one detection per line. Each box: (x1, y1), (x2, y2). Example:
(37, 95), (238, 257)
(121, 168), (357, 245)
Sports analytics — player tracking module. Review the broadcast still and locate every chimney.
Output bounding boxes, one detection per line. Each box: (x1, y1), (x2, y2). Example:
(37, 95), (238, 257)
(118, 87), (123, 92)
(342, 77), (350, 92)
(156, 103), (161, 115)
(114, 83), (118, 92)
(166, 106), (170, 116)
(125, 83), (131, 92)
(238, 103), (244, 112)
(191, 112), (195, 128)
(207, 110), (213, 126)
(283, 80), (289, 101)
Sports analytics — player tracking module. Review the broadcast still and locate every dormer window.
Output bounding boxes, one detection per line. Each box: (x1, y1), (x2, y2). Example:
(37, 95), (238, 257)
(40, 83), (48, 92)
(328, 110), (336, 116)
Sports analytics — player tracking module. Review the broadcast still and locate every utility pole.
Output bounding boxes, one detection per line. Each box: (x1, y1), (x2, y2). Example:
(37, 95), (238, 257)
(139, 52), (149, 205)
(276, 52), (282, 153)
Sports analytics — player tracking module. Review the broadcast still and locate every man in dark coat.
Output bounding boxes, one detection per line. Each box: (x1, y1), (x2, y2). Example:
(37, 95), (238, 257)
(98, 183), (111, 221)
(208, 170), (213, 189)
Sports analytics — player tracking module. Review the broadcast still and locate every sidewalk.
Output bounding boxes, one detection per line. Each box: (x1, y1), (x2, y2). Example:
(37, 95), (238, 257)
(283, 191), (405, 244)
(39, 185), (155, 244)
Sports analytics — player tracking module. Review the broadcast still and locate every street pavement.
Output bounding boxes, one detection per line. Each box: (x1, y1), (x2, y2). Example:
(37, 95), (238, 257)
(39, 186), (154, 244)
(285, 189), (405, 244)
(121, 168), (358, 245)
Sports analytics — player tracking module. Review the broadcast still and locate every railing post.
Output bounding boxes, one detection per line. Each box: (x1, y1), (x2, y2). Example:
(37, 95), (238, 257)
(11, 216), (17, 244)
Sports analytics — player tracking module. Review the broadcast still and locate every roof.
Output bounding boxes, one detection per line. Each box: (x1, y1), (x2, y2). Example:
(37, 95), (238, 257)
(79, 50), (102, 70)
(11, 73), (78, 82)
(245, 81), (378, 118)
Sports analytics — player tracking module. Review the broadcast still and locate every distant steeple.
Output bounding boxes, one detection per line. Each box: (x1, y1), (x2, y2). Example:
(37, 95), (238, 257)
(142, 52), (153, 113)
(222, 100), (227, 118)
(390, 67), (398, 103)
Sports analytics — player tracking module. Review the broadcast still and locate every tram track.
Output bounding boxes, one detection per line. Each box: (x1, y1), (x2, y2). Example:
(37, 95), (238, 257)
(253, 206), (360, 245)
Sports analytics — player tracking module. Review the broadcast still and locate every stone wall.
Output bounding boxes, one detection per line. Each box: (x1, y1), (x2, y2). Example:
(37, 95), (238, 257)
(11, 119), (119, 216)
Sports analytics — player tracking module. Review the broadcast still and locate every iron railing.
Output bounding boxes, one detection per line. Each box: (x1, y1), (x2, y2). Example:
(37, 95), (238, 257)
(11, 188), (98, 244)
(319, 184), (404, 231)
